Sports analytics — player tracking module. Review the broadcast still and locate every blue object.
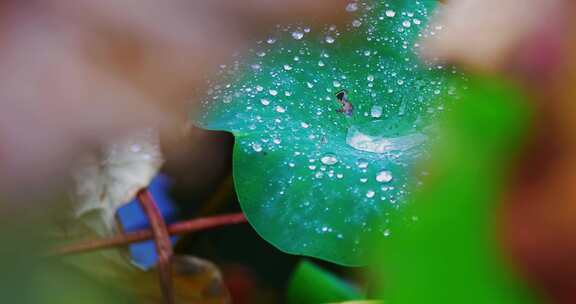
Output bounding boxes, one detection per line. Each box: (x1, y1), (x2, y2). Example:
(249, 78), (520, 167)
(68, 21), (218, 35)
(116, 174), (179, 270)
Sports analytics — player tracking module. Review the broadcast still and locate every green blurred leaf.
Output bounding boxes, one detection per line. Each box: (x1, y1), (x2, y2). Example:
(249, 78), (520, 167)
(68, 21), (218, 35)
(194, 0), (455, 265)
(287, 260), (363, 304)
(372, 76), (539, 303)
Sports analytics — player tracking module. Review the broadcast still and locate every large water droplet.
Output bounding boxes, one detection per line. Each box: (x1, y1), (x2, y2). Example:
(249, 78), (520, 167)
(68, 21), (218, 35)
(376, 170), (393, 183)
(320, 153), (338, 165)
(347, 123), (427, 154)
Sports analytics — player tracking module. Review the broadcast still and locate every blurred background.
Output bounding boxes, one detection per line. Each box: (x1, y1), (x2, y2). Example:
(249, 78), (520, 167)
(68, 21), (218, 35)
(2, 0), (576, 303)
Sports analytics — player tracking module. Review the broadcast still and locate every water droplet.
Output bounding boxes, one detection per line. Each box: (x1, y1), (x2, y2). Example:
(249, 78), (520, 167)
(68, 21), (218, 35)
(273, 138), (282, 145)
(367, 75), (374, 82)
(385, 10), (396, 17)
(300, 122), (309, 128)
(413, 18), (421, 25)
(360, 177), (368, 183)
(370, 105), (383, 118)
(318, 61), (325, 67)
(308, 165), (317, 170)
(252, 143), (263, 152)
(269, 89), (278, 96)
(376, 170), (393, 183)
(402, 20), (411, 28)
(283, 64), (292, 71)
(366, 190), (375, 198)
(357, 159), (369, 169)
(320, 153), (338, 165)
(383, 229), (391, 237)
(352, 19), (362, 27)
(333, 80), (341, 88)
(256, 85), (264, 92)
(275, 105), (286, 113)
(345, 2), (358, 12)
(266, 37), (277, 44)
(291, 31), (304, 40)
(336, 173), (344, 179)
(260, 99), (270, 106)
(325, 36), (335, 44)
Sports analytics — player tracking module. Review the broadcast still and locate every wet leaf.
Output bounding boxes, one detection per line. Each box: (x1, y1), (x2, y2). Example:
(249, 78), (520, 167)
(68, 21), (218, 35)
(73, 129), (163, 235)
(194, 0), (457, 265)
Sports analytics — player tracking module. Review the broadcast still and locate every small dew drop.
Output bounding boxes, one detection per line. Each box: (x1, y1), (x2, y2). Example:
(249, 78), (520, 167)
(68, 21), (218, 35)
(275, 105), (286, 113)
(266, 37), (276, 44)
(366, 190), (375, 198)
(252, 143), (263, 152)
(402, 20), (411, 28)
(333, 80), (341, 88)
(367, 75), (374, 82)
(385, 10), (396, 17)
(269, 89), (278, 96)
(345, 2), (358, 12)
(352, 19), (362, 27)
(273, 138), (282, 145)
(376, 170), (393, 183)
(300, 122), (309, 128)
(357, 159), (369, 169)
(370, 105), (383, 118)
(260, 99), (270, 106)
(291, 31), (304, 40)
(325, 36), (335, 44)
(283, 64), (293, 71)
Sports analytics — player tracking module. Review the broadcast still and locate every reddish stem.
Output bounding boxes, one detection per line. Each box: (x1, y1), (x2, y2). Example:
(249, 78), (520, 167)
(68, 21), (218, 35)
(54, 212), (247, 255)
(137, 189), (174, 304)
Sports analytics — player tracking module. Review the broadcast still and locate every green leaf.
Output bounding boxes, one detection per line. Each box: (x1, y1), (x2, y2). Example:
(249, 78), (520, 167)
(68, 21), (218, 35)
(372, 76), (539, 303)
(287, 260), (362, 304)
(194, 1), (456, 265)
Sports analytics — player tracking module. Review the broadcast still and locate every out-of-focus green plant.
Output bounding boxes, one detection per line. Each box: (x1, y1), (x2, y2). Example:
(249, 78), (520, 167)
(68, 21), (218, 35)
(371, 76), (539, 303)
(287, 260), (363, 304)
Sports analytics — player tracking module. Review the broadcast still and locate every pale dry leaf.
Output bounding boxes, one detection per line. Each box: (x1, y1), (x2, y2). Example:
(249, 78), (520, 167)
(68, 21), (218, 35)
(73, 129), (163, 235)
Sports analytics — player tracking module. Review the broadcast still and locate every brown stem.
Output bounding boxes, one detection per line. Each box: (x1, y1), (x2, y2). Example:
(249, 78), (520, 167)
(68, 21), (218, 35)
(54, 212), (247, 255)
(137, 189), (174, 304)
